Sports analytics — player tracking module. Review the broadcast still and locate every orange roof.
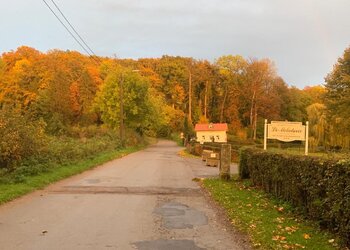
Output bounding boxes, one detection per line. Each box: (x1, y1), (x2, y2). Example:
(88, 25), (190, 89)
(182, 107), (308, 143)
(195, 123), (228, 131)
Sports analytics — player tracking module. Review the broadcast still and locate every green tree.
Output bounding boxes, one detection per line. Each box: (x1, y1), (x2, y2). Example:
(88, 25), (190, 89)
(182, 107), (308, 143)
(283, 87), (312, 122)
(94, 66), (154, 134)
(325, 47), (350, 129)
(306, 103), (327, 150)
(325, 46), (350, 148)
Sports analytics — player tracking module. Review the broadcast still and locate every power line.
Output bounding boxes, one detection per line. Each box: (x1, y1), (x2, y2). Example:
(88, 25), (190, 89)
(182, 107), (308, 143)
(42, 0), (101, 64)
(49, 0), (98, 58)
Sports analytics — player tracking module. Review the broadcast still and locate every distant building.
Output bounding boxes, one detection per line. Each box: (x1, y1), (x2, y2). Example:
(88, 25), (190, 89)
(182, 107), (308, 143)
(194, 123), (228, 144)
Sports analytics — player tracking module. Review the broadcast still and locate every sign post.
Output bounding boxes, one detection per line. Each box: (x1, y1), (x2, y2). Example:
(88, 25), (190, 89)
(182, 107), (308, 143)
(264, 120), (309, 155)
(305, 121), (309, 156)
(264, 119), (267, 150)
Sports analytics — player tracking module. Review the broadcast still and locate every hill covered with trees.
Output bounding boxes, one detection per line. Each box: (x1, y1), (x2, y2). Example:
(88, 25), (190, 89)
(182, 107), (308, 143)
(0, 45), (349, 170)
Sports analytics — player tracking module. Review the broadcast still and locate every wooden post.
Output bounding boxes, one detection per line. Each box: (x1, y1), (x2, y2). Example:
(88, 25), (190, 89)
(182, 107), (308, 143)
(264, 119), (267, 150)
(305, 121), (309, 155)
(220, 144), (231, 180)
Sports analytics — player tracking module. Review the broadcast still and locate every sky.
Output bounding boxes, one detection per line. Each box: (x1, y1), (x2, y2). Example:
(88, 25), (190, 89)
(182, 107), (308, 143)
(0, 0), (349, 88)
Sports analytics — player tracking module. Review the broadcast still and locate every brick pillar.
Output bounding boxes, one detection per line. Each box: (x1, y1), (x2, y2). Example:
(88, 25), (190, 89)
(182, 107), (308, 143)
(220, 144), (231, 180)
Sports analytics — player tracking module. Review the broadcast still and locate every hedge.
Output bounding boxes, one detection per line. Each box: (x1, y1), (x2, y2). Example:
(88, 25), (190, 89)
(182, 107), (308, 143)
(239, 148), (350, 246)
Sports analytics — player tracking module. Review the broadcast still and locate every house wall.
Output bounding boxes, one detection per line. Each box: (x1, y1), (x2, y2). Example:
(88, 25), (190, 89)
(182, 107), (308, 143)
(196, 131), (227, 144)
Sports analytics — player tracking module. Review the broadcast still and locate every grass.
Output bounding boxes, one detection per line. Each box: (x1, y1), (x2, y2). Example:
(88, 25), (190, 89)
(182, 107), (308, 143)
(177, 149), (201, 159)
(203, 177), (342, 250)
(265, 147), (349, 159)
(0, 146), (143, 205)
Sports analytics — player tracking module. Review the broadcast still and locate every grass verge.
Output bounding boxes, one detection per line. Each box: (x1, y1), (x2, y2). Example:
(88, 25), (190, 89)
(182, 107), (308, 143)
(203, 177), (342, 250)
(0, 146), (143, 205)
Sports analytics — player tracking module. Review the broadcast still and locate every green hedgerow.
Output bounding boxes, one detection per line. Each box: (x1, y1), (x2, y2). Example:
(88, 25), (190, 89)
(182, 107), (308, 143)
(239, 148), (350, 246)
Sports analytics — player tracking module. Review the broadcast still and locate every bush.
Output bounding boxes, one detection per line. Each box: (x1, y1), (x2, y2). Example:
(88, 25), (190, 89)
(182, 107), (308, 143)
(186, 141), (203, 156)
(66, 125), (113, 139)
(0, 132), (122, 181)
(37, 133), (121, 166)
(239, 148), (350, 246)
(0, 110), (47, 170)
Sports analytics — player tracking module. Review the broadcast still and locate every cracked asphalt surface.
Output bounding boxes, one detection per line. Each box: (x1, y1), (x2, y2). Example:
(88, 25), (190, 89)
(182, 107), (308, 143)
(0, 140), (249, 250)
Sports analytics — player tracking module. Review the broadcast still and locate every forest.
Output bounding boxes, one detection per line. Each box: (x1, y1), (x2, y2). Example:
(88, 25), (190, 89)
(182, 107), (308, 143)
(0, 45), (349, 170)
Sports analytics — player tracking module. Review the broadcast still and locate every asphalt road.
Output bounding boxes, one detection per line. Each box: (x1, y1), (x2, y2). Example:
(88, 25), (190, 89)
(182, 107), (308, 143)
(0, 140), (247, 250)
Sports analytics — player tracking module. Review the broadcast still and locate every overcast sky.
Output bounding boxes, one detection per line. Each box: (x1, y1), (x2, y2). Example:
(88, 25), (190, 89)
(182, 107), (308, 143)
(1, 0), (349, 88)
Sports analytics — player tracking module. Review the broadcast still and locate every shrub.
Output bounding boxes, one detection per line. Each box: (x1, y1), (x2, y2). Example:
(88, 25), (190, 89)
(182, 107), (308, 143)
(0, 110), (47, 170)
(239, 148), (350, 246)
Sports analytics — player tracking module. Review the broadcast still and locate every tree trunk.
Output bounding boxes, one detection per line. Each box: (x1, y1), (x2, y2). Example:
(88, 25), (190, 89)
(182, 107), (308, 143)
(220, 84), (228, 123)
(188, 71), (192, 123)
(250, 90), (256, 126)
(253, 108), (257, 140)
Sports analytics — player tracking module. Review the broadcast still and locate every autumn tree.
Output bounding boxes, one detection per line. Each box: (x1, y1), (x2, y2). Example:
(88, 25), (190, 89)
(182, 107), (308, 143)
(0, 46), (43, 111)
(0, 58), (5, 79)
(191, 60), (216, 123)
(155, 56), (188, 110)
(31, 50), (101, 132)
(2, 45), (337, 144)
(303, 85), (326, 103)
(215, 55), (247, 130)
(241, 59), (281, 139)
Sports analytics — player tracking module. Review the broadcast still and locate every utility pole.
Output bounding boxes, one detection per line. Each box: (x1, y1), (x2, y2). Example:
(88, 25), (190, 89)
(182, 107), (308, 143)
(119, 76), (124, 146)
(188, 70), (192, 123)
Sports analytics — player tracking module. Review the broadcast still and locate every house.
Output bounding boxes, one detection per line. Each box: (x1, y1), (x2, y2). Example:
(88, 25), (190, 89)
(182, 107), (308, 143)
(194, 123), (228, 144)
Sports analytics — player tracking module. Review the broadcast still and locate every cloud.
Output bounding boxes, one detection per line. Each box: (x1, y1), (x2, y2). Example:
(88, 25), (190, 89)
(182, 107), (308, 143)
(1, 0), (349, 87)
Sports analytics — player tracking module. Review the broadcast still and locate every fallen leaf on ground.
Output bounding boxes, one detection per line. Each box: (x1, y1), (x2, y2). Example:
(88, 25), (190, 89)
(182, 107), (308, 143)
(295, 243), (305, 249)
(277, 207), (284, 212)
(272, 235), (286, 241)
(285, 226), (298, 234)
(276, 217), (285, 223)
(250, 224), (256, 229)
(303, 233), (311, 239)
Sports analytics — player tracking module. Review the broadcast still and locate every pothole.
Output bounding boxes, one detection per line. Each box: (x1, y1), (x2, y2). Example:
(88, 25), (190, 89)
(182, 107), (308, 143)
(154, 201), (208, 229)
(133, 239), (205, 250)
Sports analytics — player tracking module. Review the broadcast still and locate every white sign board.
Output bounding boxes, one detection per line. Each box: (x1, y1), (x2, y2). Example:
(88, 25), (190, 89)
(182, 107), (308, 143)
(267, 121), (306, 142)
(264, 120), (309, 155)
